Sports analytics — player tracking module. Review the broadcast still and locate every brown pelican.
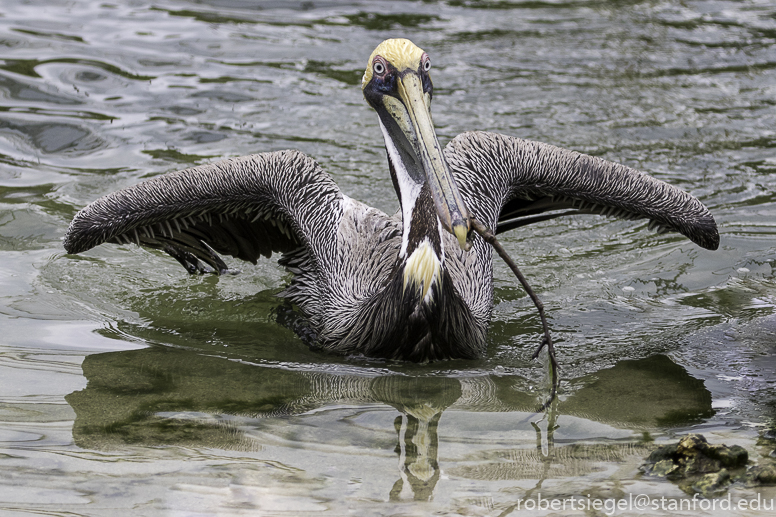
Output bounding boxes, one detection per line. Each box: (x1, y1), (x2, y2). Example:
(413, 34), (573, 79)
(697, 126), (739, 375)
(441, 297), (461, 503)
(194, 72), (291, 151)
(64, 39), (718, 363)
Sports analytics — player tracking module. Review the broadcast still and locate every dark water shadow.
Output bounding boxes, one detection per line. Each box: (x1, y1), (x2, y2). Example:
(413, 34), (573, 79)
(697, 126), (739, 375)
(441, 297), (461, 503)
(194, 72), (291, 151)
(67, 347), (713, 500)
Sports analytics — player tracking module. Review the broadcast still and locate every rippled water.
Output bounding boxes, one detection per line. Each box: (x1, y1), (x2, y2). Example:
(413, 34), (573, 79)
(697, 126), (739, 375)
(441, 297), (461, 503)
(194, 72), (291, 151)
(1, 0), (775, 515)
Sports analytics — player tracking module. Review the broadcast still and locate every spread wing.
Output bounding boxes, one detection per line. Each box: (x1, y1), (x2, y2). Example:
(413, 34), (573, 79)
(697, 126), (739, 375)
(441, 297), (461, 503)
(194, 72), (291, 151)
(64, 150), (343, 274)
(445, 131), (719, 250)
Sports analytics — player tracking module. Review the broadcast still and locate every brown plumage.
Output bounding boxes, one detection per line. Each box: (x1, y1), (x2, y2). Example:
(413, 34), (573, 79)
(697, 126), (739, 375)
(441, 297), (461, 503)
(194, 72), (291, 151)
(64, 39), (718, 361)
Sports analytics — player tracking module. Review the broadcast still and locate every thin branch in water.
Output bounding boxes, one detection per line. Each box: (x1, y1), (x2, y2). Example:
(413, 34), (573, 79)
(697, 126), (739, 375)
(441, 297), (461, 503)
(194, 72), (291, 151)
(470, 217), (559, 409)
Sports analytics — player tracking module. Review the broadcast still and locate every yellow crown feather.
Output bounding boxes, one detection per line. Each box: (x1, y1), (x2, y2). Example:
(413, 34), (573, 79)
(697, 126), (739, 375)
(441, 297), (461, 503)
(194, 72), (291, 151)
(362, 38), (425, 89)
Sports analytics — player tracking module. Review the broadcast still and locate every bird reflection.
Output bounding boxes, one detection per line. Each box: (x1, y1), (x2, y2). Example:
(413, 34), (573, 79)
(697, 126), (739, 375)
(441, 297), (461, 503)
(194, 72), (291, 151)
(374, 376), (461, 501)
(66, 346), (713, 501)
(390, 409), (442, 501)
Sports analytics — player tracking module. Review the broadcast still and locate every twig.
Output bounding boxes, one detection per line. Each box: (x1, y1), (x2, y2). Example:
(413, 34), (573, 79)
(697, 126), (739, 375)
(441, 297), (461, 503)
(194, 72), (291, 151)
(470, 217), (558, 409)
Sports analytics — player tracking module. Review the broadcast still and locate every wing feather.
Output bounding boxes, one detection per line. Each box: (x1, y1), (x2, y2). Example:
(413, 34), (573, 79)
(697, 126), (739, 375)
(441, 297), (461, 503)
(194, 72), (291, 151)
(445, 131), (719, 250)
(64, 150), (343, 273)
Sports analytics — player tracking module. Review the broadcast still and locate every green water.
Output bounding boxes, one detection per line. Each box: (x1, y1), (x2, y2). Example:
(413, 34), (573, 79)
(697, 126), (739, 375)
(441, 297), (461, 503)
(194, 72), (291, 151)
(1, 0), (775, 515)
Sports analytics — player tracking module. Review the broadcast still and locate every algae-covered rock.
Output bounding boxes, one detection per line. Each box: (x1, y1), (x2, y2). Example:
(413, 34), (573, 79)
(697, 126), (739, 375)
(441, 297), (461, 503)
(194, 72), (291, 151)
(743, 464), (776, 486)
(677, 434), (708, 455)
(692, 469), (730, 497)
(641, 434), (750, 497)
(707, 443), (748, 468)
(650, 459), (680, 478)
(759, 428), (776, 459)
(646, 443), (678, 464)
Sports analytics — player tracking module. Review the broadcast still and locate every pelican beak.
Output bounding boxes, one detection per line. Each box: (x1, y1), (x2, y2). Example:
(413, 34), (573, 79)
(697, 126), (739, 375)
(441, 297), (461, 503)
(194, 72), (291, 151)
(381, 73), (472, 251)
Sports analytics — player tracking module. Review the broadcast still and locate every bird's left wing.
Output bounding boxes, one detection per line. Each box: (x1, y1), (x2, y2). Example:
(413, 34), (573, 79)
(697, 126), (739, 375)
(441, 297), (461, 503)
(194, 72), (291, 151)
(445, 131), (718, 250)
(64, 150), (342, 274)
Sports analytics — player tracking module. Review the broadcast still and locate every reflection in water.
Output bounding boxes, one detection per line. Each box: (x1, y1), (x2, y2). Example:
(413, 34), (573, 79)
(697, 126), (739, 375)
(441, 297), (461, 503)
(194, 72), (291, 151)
(375, 376), (460, 501)
(66, 346), (714, 500)
(390, 409), (442, 501)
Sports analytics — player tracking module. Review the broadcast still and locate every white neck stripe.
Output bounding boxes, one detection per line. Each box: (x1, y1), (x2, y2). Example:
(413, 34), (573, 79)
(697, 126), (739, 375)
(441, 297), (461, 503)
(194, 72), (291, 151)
(378, 118), (420, 258)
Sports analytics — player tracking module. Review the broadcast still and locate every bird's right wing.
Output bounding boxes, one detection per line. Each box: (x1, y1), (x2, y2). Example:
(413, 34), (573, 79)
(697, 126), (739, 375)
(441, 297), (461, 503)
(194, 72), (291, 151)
(445, 131), (719, 250)
(64, 150), (343, 274)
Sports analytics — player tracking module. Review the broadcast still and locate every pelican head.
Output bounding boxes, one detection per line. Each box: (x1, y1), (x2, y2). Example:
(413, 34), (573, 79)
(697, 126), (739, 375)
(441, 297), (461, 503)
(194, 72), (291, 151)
(362, 39), (471, 251)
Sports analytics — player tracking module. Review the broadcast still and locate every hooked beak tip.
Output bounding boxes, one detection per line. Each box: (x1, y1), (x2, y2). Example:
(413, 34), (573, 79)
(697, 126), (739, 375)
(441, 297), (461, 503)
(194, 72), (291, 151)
(453, 222), (472, 251)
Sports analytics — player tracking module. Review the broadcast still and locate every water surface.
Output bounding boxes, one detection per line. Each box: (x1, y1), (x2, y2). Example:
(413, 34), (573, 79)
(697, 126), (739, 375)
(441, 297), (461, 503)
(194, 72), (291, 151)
(1, 0), (775, 515)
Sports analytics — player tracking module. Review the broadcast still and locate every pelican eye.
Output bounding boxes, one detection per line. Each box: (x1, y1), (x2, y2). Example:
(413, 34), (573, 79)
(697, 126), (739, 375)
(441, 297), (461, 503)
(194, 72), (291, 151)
(373, 59), (386, 75)
(422, 54), (431, 72)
